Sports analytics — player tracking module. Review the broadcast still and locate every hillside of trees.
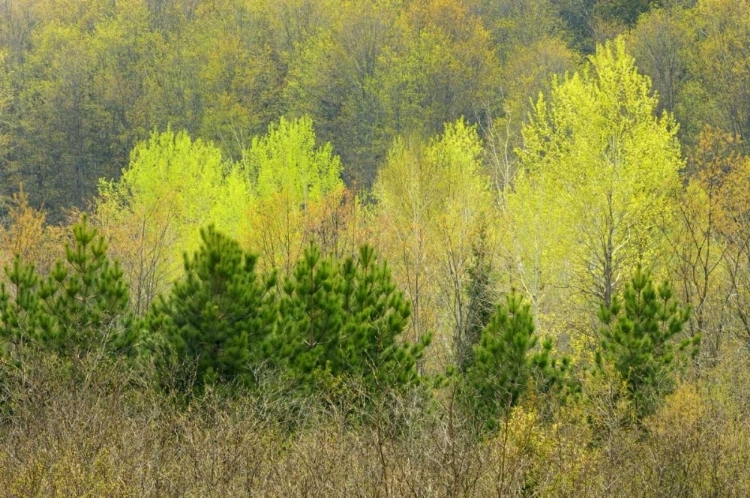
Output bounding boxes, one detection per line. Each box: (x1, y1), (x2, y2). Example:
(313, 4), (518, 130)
(1, 0), (750, 495)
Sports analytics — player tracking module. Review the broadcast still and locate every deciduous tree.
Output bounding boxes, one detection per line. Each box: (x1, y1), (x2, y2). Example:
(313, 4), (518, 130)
(96, 129), (251, 314)
(513, 37), (682, 322)
(242, 116), (345, 276)
(374, 120), (493, 368)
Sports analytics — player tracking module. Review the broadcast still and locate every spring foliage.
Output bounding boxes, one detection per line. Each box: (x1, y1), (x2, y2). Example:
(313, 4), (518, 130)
(512, 37), (683, 311)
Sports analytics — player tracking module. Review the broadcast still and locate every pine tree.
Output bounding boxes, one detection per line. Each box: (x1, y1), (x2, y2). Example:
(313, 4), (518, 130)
(37, 217), (133, 358)
(0, 217), (134, 361)
(0, 256), (43, 352)
(148, 225), (277, 390)
(272, 243), (429, 397)
(457, 227), (496, 372)
(463, 292), (567, 432)
(273, 244), (344, 393)
(338, 244), (430, 392)
(597, 266), (696, 419)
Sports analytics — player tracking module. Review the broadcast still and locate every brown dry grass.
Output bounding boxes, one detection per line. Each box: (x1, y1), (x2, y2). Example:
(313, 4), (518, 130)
(0, 345), (748, 497)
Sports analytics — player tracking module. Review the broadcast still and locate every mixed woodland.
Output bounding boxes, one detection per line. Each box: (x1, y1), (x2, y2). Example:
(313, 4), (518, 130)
(2, 0), (750, 495)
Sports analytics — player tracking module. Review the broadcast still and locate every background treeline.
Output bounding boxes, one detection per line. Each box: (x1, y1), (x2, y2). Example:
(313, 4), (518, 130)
(2, 0), (750, 495)
(3, 0), (750, 216)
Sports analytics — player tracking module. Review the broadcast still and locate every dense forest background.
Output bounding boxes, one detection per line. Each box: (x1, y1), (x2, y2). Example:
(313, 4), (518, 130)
(5, 0), (749, 215)
(1, 0), (750, 495)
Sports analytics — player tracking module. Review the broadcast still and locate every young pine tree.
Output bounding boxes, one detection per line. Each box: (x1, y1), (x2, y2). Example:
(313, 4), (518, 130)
(38, 217), (133, 358)
(0, 217), (134, 361)
(338, 244), (430, 393)
(463, 293), (568, 433)
(273, 243), (430, 398)
(148, 226), (277, 390)
(0, 256), (43, 352)
(597, 266), (697, 419)
(273, 244), (344, 393)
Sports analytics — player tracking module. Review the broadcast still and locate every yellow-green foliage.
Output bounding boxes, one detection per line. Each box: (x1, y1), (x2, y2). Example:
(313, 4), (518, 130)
(95, 117), (345, 312)
(96, 129), (250, 313)
(509, 36), (683, 341)
(374, 119), (494, 365)
(242, 115), (345, 274)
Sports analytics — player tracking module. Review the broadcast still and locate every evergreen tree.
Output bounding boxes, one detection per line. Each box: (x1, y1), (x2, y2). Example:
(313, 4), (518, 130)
(338, 244), (430, 392)
(0, 217), (134, 360)
(38, 217), (133, 358)
(273, 244), (344, 393)
(0, 256), (42, 352)
(463, 292), (568, 432)
(457, 227), (495, 372)
(148, 225), (277, 390)
(597, 266), (696, 419)
(273, 243), (429, 397)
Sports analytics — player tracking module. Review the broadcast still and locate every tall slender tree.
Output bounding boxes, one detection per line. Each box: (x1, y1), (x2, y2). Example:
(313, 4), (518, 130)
(511, 37), (683, 331)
